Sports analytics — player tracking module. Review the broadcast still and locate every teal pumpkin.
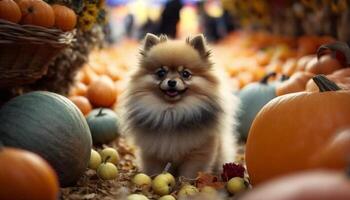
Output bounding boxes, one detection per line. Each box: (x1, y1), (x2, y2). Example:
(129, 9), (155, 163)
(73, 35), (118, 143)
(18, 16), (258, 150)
(86, 108), (120, 145)
(0, 91), (92, 186)
(237, 73), (280, 142)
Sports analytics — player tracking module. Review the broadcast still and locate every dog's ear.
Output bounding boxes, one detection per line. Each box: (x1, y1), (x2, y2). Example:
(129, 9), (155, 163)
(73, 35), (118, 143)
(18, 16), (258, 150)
(143, 33), (160, 51)
(187, 34), (210, 59)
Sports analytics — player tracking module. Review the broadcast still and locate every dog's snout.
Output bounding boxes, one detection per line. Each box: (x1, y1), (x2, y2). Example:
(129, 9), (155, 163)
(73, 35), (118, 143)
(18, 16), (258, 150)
(167, 80), (177, 88)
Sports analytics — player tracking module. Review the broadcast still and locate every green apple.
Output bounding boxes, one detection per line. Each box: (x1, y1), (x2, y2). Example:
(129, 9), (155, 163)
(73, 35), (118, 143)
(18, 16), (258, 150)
(200, 186), (218, 195)
(97, 162), (118, 180)
(127, 194), (149, 200)
(151, 173), (176, 196)
(99, 147), (119, 164)
(132, 173), (152, 188)
(227, 177), (247, 194)
(158, 195), (176, 200)
(88, 149), (101, 170)
(178, 184), (199, 197)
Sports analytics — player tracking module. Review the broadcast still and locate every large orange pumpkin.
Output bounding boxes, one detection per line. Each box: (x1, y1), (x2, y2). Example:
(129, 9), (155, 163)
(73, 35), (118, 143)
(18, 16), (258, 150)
(246, 75), (350, 185)
(18, 0), (54, 27)
(0, 147), (59, 200)
(315, 128), (350, 169)
(0, 0), (21, 23)
(241, 170), (350, 200)
(51, 4), (76, 31)
(87, 76), (117, 107)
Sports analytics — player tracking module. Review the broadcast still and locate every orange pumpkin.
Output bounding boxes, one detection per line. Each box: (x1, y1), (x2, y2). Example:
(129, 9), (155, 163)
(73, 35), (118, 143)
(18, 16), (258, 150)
(69, 96), (92, 116)
(0, 147), (59, 200)
(296, 55), (315, 71)
(276, 71), (314, 96)
(282, 58), (297, 76)
(18, 0), (54, 27)
(305, 55), (343, 75)
(241, 170), (350, 200)
(315, 128), (350, 169)
(51, 4), (76, 31)
(69, 82), (88, 96)
(306, 68), (350, 92)
(246, 75), (350, 185)
(87, 76), (117, 107)
(81, 66), (99, 85)
(0, 0), (21, 23)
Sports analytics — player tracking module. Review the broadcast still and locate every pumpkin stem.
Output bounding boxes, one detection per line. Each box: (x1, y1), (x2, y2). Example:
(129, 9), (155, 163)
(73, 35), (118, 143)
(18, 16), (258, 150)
(317, 41), (350, 67)
(312, 75), (341, 92)
(97, 108), (105, 117)
(162, 162), (172, 173)
(260, 72), (277, 84)
(280, 74), (289, 81)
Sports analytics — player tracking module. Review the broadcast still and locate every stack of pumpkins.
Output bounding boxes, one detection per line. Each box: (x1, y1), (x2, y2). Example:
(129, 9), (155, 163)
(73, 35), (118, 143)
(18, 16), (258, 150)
(237, 41), (350, 196)
(0, 0), (77, 31)
(237, 41), (350, 141)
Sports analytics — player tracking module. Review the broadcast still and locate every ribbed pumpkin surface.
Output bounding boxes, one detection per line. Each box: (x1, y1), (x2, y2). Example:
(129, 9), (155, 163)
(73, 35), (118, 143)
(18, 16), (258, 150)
(0, 91), (92, 186)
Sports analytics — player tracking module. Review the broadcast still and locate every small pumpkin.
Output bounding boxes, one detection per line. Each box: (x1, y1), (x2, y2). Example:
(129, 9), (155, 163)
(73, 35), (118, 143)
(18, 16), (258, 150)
(18, 0), (55, 27)
(306, 42), (350, 92)
(69, 96), (92, 116)
(81, 66), (99, 85)
(87, 76), (117, 107)
(0, 91), (92, 186)
(275, 71), (314, 96)
(237, 72), (278, 141)
(246, 75), (350, 185)
(86, 108), (120, 145)
(51, 4), (76, 31)
(0, 0), (21, 23)
(306, 68), (350, 92)
(241, 170), (350, 200)
(305, 54), (343, 75)
(0, 146), (59, 200)
(69, 82), (88, 96)
(296, 55), (315, 71)
(282, 58), (297, 76)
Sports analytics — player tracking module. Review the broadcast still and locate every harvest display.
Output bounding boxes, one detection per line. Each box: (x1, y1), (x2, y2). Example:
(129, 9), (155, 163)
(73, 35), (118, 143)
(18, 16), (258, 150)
(0, 1), (350, 200)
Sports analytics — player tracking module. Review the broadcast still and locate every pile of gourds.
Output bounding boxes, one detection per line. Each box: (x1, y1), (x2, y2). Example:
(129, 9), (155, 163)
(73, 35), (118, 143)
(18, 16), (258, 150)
(242, 42), (350, 186)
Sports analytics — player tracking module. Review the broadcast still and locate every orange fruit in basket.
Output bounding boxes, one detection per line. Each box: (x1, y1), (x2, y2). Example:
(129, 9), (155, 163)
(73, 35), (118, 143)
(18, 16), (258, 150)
(69, 96), (92, 116)
(87, 76), (117, 107)
(0, 0), (22, 23)
(51, 4), (76, 31)
(18, 0), (55, 28)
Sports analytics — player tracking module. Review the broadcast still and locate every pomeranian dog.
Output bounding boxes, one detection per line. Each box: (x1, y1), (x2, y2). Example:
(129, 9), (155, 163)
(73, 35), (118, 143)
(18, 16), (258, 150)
(121, 33), (239, 178)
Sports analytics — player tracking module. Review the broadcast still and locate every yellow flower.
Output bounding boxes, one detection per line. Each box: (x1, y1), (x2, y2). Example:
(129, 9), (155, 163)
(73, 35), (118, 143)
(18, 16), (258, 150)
(79, 12), (96, 31)
(83, 4), (99, 18)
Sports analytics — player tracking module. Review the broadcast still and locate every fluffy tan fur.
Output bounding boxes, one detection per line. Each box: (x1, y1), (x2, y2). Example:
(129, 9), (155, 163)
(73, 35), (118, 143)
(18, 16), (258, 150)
(120, 34), (239, 178)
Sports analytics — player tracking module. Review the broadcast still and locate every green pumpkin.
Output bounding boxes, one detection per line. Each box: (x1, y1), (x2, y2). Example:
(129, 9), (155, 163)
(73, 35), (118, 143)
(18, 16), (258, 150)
(0, 91), (92, 187)
(86, 108), (120, 145)
(237, 73), (281, 142)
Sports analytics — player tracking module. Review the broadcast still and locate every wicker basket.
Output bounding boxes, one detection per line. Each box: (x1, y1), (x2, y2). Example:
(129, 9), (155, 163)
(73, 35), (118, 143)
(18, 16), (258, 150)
(0, 19), (74, 88)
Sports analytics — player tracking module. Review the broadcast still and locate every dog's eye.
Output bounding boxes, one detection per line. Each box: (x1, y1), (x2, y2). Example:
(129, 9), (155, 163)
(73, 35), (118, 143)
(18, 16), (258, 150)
(181, 70), (192, 79)
(156, 69), (167, 79)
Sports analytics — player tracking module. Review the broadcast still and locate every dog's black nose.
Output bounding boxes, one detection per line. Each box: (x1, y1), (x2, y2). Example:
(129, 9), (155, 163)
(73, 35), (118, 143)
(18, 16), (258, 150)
(167, 80), (177, 88)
